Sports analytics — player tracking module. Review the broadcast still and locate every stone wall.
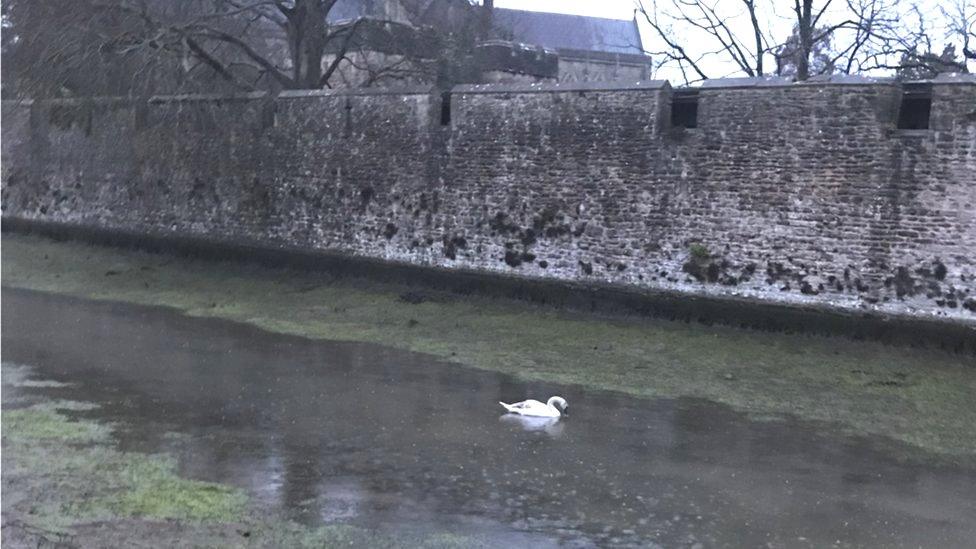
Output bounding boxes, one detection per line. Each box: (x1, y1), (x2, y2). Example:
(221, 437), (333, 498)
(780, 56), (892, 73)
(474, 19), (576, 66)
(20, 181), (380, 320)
(3, 76), (975, 324)
(556, 51), (651, 83)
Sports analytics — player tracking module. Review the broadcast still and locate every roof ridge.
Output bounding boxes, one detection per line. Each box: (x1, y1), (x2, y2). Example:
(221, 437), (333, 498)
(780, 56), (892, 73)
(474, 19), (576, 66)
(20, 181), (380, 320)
(492, 6), (635, 24)
(491, 6), (643, 56)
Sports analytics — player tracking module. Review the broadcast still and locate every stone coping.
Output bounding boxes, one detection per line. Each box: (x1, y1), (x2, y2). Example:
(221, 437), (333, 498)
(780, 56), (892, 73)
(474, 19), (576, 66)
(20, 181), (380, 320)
(3, 74), (971, 107)
(453, 80), (669, 94)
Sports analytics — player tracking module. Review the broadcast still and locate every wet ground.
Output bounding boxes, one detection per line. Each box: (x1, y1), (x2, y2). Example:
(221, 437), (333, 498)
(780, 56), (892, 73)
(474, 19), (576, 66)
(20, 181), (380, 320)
(4, 287), (976, 547)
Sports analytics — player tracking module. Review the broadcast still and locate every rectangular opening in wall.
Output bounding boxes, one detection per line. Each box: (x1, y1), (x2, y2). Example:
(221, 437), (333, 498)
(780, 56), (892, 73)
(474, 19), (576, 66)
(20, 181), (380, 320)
(440, 91), (451, 126)
(134, 100), (149, 131)
(343, 98), (352, 138)
(896, 83), (932, 130)
(671, 89), (699, 129)
(260, 99), (276, 129)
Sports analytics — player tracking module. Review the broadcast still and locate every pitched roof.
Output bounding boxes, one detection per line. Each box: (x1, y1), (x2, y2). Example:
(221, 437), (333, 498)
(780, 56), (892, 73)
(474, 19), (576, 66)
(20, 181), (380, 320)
(492, 8), (643, 56)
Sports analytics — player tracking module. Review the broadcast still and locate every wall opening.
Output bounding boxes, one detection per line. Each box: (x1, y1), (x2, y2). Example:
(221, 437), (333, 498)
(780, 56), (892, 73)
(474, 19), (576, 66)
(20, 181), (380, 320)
(49, 103), (94, 135)
(440, 91), (452, 126)
(134, 100), (149, 131)
(897, 84), (932, 130)
(343, 98), (353, 138)
(671, 90), (699, 129)
(261, 99), (276, 129)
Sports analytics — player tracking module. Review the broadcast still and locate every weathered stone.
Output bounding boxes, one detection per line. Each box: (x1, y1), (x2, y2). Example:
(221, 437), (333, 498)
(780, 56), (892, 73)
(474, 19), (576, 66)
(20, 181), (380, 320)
(1, 79), (975, 323)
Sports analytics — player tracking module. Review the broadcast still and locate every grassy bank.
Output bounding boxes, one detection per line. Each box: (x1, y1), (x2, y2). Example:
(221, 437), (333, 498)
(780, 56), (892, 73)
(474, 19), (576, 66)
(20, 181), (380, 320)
(3, 233), (975, 458)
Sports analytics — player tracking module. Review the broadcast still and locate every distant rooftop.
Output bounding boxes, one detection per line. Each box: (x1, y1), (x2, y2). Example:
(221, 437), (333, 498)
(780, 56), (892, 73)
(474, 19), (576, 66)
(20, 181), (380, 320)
(492, 8), (644, 56)
(325, 1), (649, 59)
(328, 0), (378, 22)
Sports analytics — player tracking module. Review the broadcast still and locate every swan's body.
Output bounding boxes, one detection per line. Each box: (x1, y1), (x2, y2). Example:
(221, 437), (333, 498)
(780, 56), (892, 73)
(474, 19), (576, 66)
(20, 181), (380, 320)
(499, 396), (568, 418)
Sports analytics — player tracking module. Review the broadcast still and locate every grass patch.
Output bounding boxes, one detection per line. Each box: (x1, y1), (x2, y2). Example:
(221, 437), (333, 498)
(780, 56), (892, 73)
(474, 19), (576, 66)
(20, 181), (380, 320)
(2, 403), (108, 443)
(85, 456), (249, 521)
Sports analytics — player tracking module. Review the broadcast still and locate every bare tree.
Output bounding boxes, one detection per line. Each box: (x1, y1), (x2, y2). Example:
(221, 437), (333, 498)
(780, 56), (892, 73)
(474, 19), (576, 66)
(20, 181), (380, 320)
(2, 0), (166, 97)
(638, 0), (769, 84)
(636, 0), (853, 83)
(836, 2), (969, 77)
(789, 0), (849, 80)
(775, 24), (836, 77)
(636, 0), (970, 84)
(114, 0), (437, 91)
(941, 0), (975, 65)
(2, 0), (472, 98)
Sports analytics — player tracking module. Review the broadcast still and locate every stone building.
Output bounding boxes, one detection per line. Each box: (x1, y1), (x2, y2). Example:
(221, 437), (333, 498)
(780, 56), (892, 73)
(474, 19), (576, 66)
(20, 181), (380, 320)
(322, 0), (651, 85)
(489, 7), (650, 82)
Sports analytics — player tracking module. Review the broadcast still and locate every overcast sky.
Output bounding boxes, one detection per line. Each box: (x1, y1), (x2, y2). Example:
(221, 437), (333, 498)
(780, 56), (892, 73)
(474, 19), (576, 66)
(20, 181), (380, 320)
(492, 0), (972, 83)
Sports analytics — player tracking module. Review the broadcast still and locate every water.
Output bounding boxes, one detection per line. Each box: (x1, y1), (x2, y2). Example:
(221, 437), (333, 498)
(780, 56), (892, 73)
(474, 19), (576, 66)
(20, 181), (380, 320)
(3, 288), (975, 547)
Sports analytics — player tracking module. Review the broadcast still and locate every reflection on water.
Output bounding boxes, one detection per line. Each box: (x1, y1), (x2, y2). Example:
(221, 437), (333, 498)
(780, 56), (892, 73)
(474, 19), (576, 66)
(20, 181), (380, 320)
(499, 414), (565, 437)
(3, 288), (976, 547)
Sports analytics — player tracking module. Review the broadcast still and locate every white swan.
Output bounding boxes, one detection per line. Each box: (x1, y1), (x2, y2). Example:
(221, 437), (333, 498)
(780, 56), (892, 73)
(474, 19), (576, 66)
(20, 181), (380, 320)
(498, 396), (569, 418)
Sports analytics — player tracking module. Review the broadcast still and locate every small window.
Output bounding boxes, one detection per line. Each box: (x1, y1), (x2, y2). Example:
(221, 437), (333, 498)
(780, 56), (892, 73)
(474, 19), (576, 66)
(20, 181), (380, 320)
(897, 84), (932, 130)
(440, 91), (452, 126)
(671, 89), (699, 129)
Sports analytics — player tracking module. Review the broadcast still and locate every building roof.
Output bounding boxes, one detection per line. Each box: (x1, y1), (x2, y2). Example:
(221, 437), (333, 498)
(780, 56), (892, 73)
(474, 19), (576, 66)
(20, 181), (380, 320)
(492, 8), (644, 56)
(328, 0), (380, 22)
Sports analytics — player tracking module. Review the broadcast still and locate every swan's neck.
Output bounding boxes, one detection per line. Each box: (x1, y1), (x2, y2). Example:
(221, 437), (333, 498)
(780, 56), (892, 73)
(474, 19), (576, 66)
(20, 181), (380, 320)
(547, 397), (566, 412)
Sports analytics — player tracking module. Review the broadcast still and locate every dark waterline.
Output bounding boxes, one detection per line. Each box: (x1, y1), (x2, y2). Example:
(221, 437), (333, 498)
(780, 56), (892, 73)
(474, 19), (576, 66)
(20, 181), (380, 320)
(3, 288), (975, 547)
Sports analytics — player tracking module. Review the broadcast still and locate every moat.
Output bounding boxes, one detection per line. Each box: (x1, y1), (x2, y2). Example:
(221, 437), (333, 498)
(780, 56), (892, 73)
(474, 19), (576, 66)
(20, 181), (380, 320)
(3, 0), (975, 545)
(4, 286), (976, 547)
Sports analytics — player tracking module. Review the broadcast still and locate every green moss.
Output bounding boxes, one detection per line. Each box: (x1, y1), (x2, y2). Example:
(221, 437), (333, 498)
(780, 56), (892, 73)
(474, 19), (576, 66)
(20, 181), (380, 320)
(87, 457), (249, 521)
(4, 234), (976, 458)
(2, 403), (248, 525)
(689, 242), (710, 259)
(2, 404), (109, 443)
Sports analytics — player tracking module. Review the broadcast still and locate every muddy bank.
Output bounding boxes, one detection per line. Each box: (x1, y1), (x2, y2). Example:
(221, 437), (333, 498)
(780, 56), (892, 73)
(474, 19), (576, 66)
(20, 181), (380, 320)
(3, 233), (976, 459)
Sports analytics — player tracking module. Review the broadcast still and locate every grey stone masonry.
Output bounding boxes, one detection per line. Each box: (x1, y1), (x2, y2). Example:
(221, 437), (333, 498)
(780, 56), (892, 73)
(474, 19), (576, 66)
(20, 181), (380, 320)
(3, 76), (975, 323)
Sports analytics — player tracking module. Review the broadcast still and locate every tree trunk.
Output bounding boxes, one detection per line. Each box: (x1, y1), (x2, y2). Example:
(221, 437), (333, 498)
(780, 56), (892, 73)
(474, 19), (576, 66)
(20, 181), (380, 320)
(286, 0), (328, 89)
(745, 0), (764, 76)
(796, 0), (813, 81)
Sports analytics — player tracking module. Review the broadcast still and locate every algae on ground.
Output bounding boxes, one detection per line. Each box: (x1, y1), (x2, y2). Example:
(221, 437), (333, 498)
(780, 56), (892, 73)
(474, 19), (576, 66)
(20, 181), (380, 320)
(2, 406), (108, 443)
(3, 233), (975, 458)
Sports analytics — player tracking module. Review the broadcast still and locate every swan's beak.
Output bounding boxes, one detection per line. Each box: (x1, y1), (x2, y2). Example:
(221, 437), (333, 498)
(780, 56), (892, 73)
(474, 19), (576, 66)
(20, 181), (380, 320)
(561, 408), (569, 417)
